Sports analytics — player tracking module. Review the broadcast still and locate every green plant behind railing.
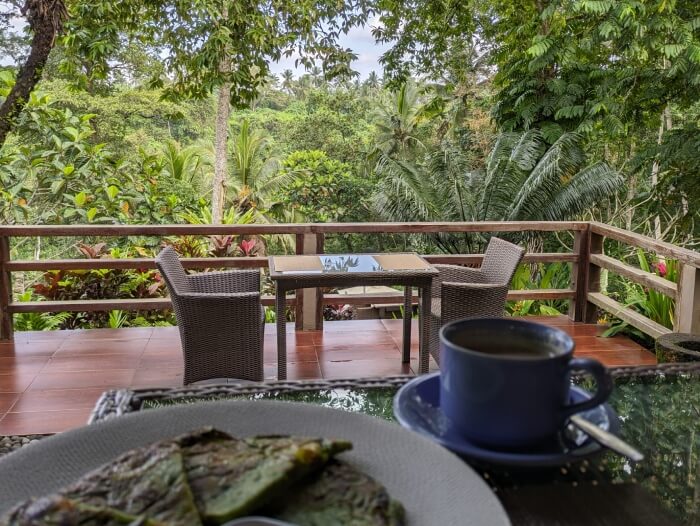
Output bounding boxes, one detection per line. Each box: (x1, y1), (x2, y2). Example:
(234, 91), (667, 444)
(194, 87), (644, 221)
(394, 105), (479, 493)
(507, 262), (570, 317)
(603, 250), (677, 339)
(13, 292), (72, 331)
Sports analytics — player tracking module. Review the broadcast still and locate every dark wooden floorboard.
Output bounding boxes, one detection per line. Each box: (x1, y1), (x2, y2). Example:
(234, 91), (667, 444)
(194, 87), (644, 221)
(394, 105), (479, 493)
(0, 316), (655, 435)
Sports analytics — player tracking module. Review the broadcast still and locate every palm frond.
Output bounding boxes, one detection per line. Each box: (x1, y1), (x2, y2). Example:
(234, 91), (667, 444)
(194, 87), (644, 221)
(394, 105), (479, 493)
(544, 162), (624, 220)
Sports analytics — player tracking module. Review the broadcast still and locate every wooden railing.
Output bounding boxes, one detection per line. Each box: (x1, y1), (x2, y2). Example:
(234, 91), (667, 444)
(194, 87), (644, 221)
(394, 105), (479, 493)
(0, 221), (698, 341)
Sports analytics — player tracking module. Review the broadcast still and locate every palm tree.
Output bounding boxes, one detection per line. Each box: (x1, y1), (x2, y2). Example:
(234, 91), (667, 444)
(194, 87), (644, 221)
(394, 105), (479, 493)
(228, 120), (293, 221)
(160, 140), (205, 184)
(372, 131), (623, 253)
(475, 130), (623, 222)
(370, 80), (427, 160)
(310, 66), (324, 88)
(281, 69), (295, 94)
(365, 71), (381, 91)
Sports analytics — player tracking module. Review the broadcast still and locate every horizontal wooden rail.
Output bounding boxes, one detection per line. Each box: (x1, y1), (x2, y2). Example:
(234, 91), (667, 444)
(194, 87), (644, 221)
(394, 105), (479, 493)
(0, 221), (588, 237)
(5, 257), (269, 271)
(590, 254), (677, 298)
(587, 292), (672, 340)
(2, 221), (697, 342)
(6, 252), (577, 272)
(590, 222), (700, 268)
(7, 289), (574, 314)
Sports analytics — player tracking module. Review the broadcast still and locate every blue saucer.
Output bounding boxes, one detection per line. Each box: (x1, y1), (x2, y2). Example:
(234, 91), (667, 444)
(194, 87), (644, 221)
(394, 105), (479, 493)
(393, 372), (620, 468)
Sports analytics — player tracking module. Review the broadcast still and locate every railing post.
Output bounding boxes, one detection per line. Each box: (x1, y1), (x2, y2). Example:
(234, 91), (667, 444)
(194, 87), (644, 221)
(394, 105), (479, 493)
(0, 236), (13, 341)
(294, 232), (324, 331)
(570, 227), (589, 322)
(675, 264), (700, 334)
(584, 231), (604, 324)
(570, 225), (602, 324)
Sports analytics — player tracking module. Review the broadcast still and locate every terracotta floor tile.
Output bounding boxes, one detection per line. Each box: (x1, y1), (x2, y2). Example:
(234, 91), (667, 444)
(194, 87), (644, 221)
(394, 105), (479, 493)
(322, 320), (388, 332)
(312, 331), (396, 349)
(0, 409), (92, 435)
(43, 354), (142, 373)
(0, 356), (50, 375)
(316, 344), (400, 362)
(143, 340), (182, 353)
(10, 388), (105, 412)
(0, 393), (20, 412)
(23, 330), (71, 342)
(130, 368), (183, 389)
(65, 327), (154, 340)
(149, 326), (181, 340)
(264, 345), (317, 363)
(55, 339), (148, 356)
(265, 361), (322, 381)
(0, 341), (60, 357)
(28, 370), (135, 391)
(138, 353), (183, 369)
(0, 373), (37, 393)
(319, 358), (413, 379)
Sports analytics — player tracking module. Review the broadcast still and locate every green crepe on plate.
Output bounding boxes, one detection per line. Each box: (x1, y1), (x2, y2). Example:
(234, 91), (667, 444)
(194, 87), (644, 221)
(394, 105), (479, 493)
(60, 440), (201, 526)
(175, 429), (352, 524)
(0, 495), (165, 525)
(271, 460), (406, 526)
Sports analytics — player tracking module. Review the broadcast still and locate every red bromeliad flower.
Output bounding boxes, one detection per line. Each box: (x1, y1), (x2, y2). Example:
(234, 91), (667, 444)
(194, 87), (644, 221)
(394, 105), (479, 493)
(240, 239), (256, 256)
(656, 261), (667, 277)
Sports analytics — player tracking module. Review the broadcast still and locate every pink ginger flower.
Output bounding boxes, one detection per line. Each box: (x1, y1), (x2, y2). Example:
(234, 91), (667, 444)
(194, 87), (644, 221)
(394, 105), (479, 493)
(656, 261), (667, 277)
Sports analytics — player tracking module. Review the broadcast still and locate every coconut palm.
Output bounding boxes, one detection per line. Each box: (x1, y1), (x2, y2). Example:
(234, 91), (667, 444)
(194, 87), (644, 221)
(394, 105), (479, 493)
(281, 69), (295, 94)
(228, 120), (294, 221)
(365, 71), (381, 91)
(370, 80), (428, 160)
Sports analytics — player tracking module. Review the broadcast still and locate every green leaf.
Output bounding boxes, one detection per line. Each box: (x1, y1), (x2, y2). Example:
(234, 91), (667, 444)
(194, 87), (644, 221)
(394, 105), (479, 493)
(86, 207), (98, 221)
(74, 191), (87, 207)
(106, 185), (120, 200)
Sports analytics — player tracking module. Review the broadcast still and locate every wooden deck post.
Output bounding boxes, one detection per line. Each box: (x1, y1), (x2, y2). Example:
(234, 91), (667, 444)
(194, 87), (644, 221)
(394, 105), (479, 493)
(0, 236), (13, 341)
(675, 264), (700, 334)
(295, 233), (324, 331)
(570, 227), (590, 322)
(583, 231), (604, 324)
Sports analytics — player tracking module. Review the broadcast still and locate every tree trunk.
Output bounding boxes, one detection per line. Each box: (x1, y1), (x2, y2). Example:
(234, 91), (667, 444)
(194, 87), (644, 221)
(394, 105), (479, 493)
(0, 0), (67, 148)
(650, 104), (671, 240)
(211, 82), (231, 224)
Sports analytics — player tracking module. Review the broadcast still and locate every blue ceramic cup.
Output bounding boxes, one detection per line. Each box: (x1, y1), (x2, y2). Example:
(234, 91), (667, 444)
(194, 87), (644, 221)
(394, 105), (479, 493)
(440, 318), (613, 450)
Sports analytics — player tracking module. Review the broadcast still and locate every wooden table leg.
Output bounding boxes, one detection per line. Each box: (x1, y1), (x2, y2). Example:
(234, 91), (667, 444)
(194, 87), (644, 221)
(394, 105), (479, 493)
(275, 284), (287, 380)
(419, 283), (431, 374)
(402, 286), (412, 363)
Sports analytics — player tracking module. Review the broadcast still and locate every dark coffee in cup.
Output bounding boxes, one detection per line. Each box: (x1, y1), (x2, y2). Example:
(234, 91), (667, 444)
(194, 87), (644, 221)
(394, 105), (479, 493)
(439, 318), (613, 449)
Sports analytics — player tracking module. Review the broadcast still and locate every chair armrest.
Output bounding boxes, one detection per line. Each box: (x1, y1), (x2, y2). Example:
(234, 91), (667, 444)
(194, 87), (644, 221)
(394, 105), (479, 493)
(440, 281), (509, 322)
(434, 264), (486, 284)
(178, 291), (260, 301)
(188, 269), (261, 293)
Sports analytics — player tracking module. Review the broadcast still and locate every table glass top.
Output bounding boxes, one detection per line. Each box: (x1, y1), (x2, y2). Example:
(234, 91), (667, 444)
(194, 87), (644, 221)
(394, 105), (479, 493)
(141, 370), (700, 524)
(271, 253), (432, 274)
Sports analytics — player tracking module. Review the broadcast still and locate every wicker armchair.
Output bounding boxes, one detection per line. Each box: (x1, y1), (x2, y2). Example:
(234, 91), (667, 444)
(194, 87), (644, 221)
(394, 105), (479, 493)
(156, 246), (264, 384)
(413, 237), (525, 365)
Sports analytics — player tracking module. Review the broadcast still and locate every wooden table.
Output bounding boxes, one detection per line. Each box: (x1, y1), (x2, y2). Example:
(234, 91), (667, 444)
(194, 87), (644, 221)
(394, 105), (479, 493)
(268, 253), (438, 379)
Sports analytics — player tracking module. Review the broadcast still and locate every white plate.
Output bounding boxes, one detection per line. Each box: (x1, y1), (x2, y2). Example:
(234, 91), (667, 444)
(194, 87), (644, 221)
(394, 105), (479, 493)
(0, 400), (509, 525)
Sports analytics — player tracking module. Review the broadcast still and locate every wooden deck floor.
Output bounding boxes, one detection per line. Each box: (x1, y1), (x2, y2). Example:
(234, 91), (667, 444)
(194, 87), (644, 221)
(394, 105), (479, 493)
(0, 316), (655, 435)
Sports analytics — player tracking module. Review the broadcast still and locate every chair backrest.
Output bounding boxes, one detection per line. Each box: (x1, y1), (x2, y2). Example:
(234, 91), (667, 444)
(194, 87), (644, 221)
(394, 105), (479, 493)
(480, 237), (525, 284)
(155, 246), (191, 296)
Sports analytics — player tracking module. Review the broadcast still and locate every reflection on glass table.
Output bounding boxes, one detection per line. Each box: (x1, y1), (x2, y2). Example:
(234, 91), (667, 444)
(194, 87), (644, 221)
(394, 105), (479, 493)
(136, 370), (700, 525)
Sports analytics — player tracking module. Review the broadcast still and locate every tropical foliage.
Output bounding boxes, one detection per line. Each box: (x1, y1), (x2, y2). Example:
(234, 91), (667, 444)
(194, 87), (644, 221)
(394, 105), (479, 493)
(0, 0), (698, 331)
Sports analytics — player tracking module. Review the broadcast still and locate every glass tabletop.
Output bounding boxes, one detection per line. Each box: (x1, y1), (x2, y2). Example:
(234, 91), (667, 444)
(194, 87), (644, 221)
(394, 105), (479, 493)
(270, 253), (433, 274)
(139, 370), (700, 524)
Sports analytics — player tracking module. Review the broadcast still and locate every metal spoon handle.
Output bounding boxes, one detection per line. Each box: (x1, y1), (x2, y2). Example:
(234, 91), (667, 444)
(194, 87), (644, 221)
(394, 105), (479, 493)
(570, 414), (644, 462)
